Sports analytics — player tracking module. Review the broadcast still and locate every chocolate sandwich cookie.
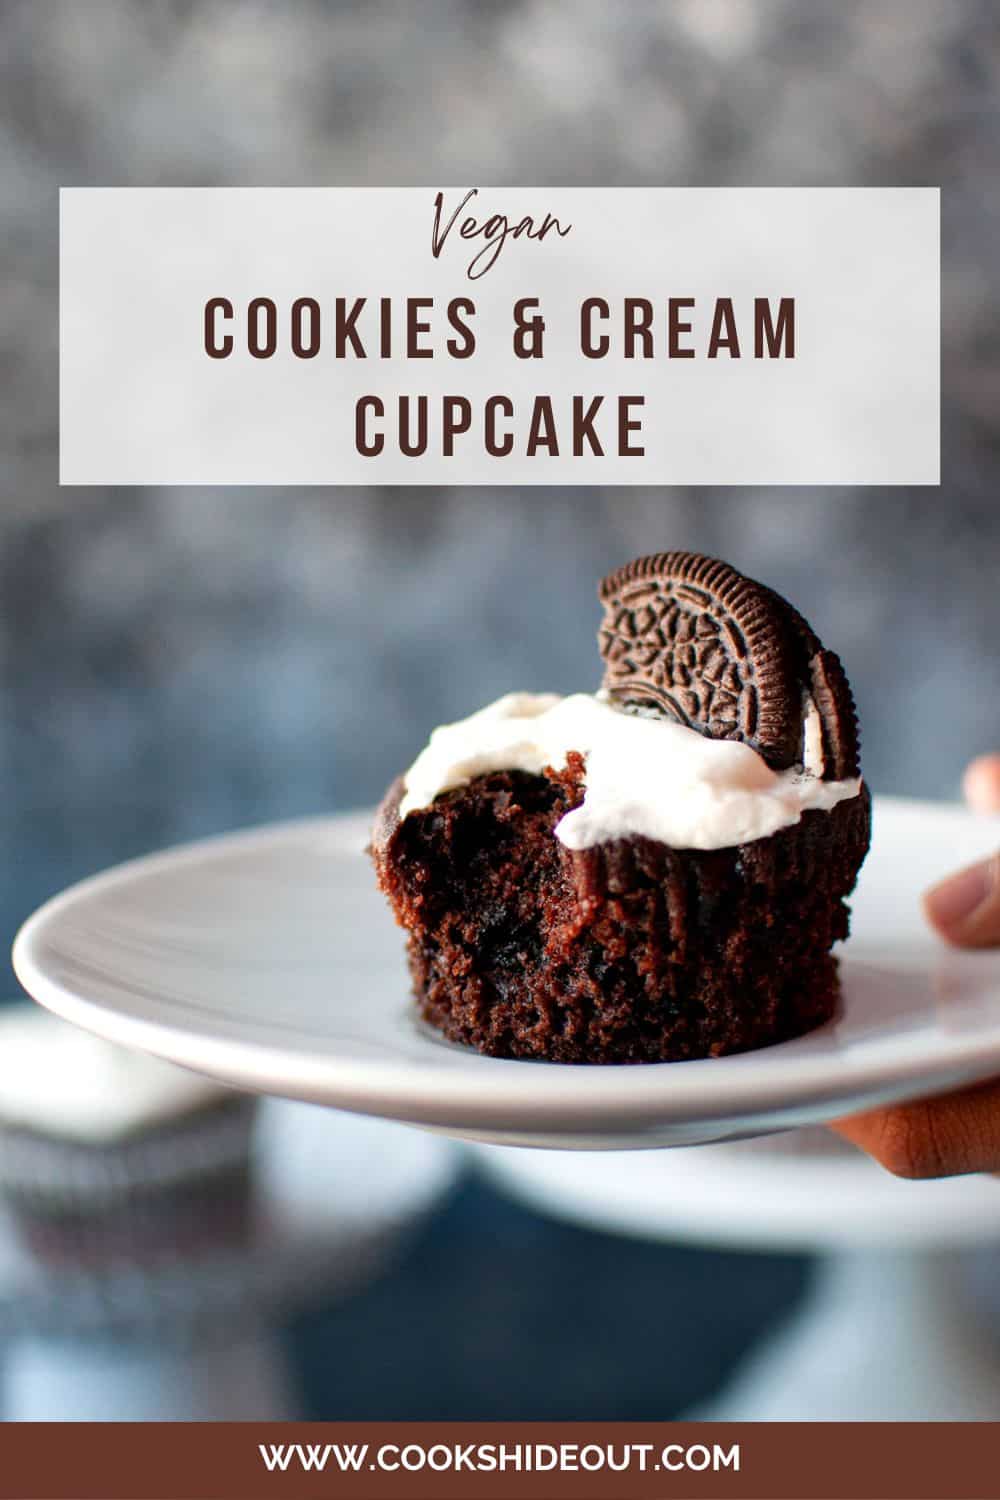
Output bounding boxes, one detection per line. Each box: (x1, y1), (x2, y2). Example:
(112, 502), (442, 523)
(598, 551), (859, 779)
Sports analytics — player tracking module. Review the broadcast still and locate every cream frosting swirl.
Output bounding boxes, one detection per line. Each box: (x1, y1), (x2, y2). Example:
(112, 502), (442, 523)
(399, 691), (861, 852)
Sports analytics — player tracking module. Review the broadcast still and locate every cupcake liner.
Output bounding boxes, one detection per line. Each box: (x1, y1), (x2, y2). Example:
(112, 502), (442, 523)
(0, 1105), (457, 1345)
(7, 1164), (256, 1266)
(0, 1095), (259, 1272)
(0, 1199), (410, 1346)
(0, 1095), (257, 1207)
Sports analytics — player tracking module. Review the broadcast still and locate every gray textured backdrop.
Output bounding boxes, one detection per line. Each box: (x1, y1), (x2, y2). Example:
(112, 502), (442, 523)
(2, 0), (999, 957)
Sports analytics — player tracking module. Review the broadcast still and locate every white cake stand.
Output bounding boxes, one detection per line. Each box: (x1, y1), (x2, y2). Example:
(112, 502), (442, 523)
(0, 1104), (458, 1420)
(472, 1129), (1000, 1420)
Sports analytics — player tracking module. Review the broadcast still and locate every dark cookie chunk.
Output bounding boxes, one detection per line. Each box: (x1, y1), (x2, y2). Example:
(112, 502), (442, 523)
(598, 552), (859, 779)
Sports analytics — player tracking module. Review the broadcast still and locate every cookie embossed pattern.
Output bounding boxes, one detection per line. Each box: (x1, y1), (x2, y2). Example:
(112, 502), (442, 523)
(597, 552), (860, 779)
(372, 553), (871, 1065)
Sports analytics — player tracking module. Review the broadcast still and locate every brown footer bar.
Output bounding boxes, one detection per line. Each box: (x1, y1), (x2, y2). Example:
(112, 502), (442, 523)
(0, 1421), (998, 1500)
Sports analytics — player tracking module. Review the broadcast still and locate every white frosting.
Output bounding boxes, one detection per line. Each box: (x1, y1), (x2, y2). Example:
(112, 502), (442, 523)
(399, 691), (861, 852)
(0, 1007), (230, 1144)
(801, 694), (826, 777)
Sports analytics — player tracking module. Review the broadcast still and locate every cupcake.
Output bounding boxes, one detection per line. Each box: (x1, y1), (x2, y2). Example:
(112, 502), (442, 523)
(372, 552), (871, 1064)
(0, 1005), (257, 1264)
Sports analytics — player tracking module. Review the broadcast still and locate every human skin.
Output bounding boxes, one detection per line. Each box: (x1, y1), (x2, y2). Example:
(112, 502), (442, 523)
(832, 754), (1000, 1178)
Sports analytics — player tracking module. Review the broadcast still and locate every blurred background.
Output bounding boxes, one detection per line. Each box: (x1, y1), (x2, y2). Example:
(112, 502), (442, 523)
(1, 0), (999, 1420)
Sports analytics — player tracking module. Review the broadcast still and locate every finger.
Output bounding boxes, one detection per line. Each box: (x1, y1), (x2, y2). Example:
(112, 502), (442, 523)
(964, 754), (1000, 815)
(923, 852), (1000, 948)
(832, 1077), (1000, 1178)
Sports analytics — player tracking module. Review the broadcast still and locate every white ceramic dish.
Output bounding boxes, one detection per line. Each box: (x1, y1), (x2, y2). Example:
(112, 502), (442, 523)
(12, 797), (1000, 1150)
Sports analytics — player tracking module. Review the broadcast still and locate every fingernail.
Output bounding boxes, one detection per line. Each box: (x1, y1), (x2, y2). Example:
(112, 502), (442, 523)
(925, 860), (995, 934)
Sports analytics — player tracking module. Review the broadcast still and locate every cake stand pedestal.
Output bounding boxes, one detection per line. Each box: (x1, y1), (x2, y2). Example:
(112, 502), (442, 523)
(0, 1105), (458, 1421)
(472, 1129), (1000, 1421)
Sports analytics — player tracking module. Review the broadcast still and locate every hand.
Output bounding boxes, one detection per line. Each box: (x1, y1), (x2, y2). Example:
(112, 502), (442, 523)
(831, 754), (1000, 1178)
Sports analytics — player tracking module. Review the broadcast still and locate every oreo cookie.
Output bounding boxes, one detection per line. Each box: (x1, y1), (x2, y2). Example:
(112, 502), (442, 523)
(598, 552), (859, 779)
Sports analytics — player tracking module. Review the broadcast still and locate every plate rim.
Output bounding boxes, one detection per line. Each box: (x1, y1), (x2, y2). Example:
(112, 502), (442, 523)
(12, 796), (1000, 1133)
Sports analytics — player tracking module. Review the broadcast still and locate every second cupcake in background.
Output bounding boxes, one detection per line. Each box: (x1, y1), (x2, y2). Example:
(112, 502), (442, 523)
(0, 1005), (257, 1265)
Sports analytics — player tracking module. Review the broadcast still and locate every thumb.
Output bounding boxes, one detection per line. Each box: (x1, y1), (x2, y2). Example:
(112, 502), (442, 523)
(924, 853), (1000, 948)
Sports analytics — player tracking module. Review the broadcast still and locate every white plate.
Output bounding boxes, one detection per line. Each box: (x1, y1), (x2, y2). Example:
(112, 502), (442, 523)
(12, 797), (1000, 1150)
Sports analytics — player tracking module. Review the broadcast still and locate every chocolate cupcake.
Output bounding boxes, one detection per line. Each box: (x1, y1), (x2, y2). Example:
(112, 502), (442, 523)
(372, 553), (871, 1064)
(0, 1006), (257, 1264)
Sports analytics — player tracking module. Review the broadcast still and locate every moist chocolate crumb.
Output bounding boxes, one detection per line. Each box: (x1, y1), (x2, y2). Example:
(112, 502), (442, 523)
(372, 759), (871, 1064)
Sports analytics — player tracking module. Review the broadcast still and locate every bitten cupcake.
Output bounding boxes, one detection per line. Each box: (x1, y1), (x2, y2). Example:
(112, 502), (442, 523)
(0, 1005), (257, 1263)
(372, 552), (871, 1064)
